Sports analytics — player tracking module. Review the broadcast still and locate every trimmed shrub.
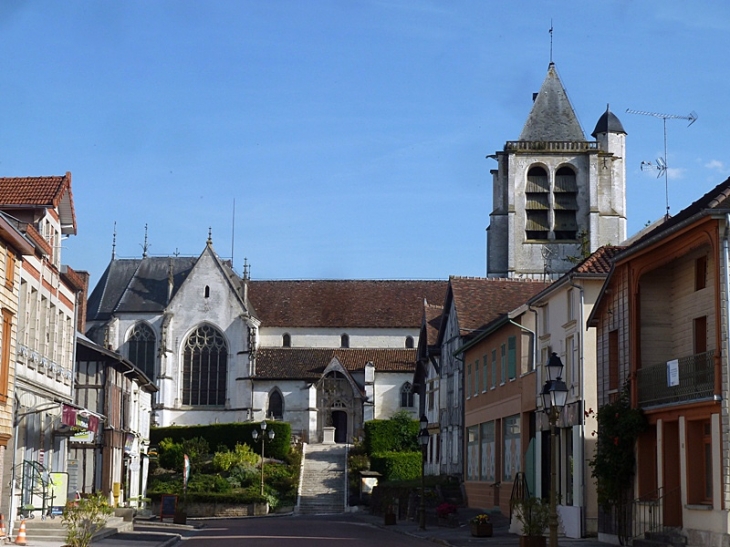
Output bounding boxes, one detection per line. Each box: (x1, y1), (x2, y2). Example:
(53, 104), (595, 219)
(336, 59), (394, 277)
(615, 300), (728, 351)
(151, 422), (291, 460)
(364, 411), (419, 454)
(370, 451), (421, 481)
(212, 443), (260, 472)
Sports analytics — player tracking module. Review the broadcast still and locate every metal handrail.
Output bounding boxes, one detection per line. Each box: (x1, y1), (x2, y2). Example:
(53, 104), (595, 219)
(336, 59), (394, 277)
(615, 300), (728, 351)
(509, 472), (530, 522)
(631, 486), (681, 540)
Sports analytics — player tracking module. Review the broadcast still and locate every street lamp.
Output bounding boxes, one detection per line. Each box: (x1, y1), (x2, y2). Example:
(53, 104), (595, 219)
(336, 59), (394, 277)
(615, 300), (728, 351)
(417, 414), (429, 530)
(252, 420), (275, 496)
(541, 353), (568, 547)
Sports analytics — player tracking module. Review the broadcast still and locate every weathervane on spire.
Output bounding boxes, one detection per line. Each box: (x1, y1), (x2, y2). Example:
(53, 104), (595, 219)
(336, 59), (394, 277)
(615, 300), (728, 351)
(111, 221), (117, 260)
(140, 224), (150, 258)
(549, 20), (554, 63)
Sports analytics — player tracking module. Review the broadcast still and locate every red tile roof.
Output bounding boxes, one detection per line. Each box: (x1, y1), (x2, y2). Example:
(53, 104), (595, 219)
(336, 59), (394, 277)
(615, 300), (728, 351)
(449, 277), (552, 335)
(572, 246), (623, 275)
(0, 172), (77, 235)
(254, 347), (416, 379)
(248, 280), (447, 328)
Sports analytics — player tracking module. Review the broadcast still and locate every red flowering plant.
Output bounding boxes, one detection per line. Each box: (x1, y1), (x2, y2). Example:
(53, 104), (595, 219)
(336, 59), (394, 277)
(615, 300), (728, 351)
(436, 502), (458, 518)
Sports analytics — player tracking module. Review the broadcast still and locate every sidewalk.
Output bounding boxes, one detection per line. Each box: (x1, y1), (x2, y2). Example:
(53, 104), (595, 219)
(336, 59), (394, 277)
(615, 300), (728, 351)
(348, 506), (608, 547)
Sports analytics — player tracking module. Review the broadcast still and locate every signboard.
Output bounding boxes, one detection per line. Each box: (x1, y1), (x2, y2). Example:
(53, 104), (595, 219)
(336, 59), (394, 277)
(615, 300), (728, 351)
(667, 359), (679, 387)
(160, 494), (177, 520)
(49, 473), (69, 516)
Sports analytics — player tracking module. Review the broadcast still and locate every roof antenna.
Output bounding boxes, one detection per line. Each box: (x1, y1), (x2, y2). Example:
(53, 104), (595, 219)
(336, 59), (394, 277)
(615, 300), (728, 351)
(231, 198), (236, 265)
(140, 223), (150, 258)
(111, 221), (117, 260)
(626, 108), (698, 219)
(549, 20), (554, 64)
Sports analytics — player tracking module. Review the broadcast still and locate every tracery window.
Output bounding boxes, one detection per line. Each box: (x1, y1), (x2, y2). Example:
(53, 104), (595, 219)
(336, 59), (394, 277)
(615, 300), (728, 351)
(400, 382), (414, 408)
(182, 324), (227, 406)
(128, 322), (156, 380)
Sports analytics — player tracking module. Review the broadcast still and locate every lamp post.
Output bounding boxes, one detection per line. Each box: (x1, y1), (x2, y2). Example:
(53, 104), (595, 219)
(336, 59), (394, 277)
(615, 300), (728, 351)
(541, 353), (568, 547)
(418, 415), (429, 530)
(252, 420), (275, 496)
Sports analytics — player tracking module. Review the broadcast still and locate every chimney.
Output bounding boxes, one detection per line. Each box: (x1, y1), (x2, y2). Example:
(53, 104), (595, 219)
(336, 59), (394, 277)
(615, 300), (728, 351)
(74, 270), (90, 333)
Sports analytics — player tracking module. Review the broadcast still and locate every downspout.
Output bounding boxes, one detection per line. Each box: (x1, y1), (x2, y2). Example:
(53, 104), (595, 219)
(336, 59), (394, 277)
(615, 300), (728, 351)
(527, 304), (540, 498)
(724, 215), (730, 405)
(568, 276), (586, 537)
(508, 320), (537, 373)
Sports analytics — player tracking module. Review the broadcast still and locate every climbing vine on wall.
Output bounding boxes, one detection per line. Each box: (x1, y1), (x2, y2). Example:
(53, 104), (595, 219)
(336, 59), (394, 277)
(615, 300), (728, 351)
(587, 386), (647, 510)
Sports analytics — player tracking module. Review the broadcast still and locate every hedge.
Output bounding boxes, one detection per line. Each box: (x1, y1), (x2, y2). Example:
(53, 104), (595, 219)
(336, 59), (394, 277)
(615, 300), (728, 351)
(151, 422), (291, 460)
(364, 417), (419, 454)
(369, 451), (422, 481)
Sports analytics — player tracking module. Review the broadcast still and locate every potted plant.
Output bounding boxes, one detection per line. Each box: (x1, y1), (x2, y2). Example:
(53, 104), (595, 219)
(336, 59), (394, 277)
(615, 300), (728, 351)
(383, 496), (397, 525)
(512, 497), (549, 547)
(470, 513), (493, 537)
(436, 502), (458, 527)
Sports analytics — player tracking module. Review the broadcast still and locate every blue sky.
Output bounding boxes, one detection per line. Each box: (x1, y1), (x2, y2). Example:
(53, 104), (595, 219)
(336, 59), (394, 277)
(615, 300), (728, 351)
(0, 1), (728, 285)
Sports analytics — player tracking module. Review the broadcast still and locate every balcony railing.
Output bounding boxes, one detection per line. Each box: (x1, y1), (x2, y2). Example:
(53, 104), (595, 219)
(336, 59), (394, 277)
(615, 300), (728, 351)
(504, 140), (598, 152)
(637, 350), (715, 408)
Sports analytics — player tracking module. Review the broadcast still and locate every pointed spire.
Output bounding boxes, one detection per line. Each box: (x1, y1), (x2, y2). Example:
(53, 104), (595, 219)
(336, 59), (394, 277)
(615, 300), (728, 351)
(140, 224), (150, 258)
(111, 221), (117, 260)
(519, 63), (586, 142)
(207, 227), (213, 246)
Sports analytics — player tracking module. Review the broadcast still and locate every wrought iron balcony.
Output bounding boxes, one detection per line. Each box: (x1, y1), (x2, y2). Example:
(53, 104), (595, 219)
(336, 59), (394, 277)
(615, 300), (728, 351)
(637, 350), (715, 408)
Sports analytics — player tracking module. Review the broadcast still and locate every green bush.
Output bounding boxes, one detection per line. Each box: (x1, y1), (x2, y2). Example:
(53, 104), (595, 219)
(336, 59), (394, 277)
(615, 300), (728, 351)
(212, 443), (260, 472)
(158, 438), (184, 471)
(370, 451), (421, 481)
(62, 493), (113, 547)
(187, 473), (232, 493)
(364, 411), (419, 454)
(152, 422), (291, 460)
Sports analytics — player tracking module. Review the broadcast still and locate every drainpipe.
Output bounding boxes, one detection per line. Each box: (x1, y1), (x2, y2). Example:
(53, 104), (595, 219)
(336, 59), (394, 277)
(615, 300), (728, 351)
(508, 320), (537, 373)
(720, 213), (730, 397)
(568, 277), (586, 537)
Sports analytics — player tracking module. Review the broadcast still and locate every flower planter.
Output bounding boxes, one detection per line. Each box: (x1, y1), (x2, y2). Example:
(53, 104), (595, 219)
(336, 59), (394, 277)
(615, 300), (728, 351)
(471, 522), (493, 537)
(384, 513), (396, 525)
(520, 536), (546, 547)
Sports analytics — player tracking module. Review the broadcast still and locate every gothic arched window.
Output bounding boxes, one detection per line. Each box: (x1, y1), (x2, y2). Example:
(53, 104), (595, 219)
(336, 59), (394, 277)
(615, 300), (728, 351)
(282, 333), (291, 347)
(400, 382), (414, 408)
(127, 322), (156, 381)
(341, 333), (349, 348)
(182, 324), (228, 406)
(405, 336), (414, 349)
(268, 390), (284, 420)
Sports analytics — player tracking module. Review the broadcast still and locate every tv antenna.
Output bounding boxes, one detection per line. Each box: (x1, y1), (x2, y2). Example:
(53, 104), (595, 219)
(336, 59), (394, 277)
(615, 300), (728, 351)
(626, 109), (697, 219)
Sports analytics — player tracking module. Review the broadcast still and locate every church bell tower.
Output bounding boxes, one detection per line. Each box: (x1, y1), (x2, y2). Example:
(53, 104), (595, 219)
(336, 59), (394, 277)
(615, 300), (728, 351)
(487, 63), (627, 279)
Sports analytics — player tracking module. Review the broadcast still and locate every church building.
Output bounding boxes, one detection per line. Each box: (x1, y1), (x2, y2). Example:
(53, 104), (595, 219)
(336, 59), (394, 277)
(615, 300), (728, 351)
(84, 237), (447, 443)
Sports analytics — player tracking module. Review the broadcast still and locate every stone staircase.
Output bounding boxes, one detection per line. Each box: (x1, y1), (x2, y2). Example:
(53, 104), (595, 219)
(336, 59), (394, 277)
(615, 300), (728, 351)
(9, 514), (132, 543)
(297, 443), (347, 515)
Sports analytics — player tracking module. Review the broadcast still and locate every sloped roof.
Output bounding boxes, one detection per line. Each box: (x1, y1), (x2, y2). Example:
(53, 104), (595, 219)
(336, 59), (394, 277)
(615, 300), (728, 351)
(619, 175), (730, 256)
(519, 63), (587, 142)
(0, 172), (77, 235)
(254, 347), (416, 380)
(448, 277), (552, 336)
(572, 246), (623, 275)
(86, 256), (198, 321)
(423, 302), (443, 347)
(248, 280), (447, 329)
(592, 106), (626, 137)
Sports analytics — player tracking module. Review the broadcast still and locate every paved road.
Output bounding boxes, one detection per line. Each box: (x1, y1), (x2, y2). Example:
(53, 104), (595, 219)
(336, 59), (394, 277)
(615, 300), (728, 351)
(138, 514), (438, 547)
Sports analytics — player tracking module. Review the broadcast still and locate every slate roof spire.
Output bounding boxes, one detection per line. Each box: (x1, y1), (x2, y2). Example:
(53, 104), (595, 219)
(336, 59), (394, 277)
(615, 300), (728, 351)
(519, 63), (587, 142)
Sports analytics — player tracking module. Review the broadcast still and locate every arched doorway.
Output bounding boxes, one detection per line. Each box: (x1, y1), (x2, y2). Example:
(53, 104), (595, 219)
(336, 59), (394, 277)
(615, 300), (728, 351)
(332, 410), (348, 443)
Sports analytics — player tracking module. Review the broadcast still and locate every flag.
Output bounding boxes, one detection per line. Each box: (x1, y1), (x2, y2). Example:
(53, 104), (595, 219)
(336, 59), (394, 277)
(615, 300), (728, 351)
(183, 454), (190, 492)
